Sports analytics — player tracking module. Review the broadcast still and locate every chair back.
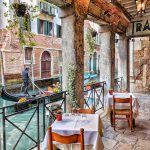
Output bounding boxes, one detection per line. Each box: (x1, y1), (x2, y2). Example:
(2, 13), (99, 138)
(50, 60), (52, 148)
(113, 95), (132, 111)
(48, 127), (84, 150)
(112, 95), (133, 131)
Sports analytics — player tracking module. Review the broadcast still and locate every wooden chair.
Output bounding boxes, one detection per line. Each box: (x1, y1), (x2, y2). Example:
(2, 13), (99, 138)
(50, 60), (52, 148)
(48, 127), (84, 150)
(113, 96), (132, 131)
(78, 108), (95, 114)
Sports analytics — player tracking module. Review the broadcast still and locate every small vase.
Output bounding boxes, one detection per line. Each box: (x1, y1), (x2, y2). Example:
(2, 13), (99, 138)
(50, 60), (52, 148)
(56, 114), (62, 121)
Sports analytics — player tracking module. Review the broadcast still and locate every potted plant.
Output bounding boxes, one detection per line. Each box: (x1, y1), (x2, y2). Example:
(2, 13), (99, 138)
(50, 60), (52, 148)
(12, 2), (27, 17)
(3, 1), (38, 47)
(92, 30), (97, 37)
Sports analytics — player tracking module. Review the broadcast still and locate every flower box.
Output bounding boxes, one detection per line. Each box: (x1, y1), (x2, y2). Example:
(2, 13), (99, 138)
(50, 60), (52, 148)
(85, 82), (101, 90)
(14, 102), (29, 112)
(50, 92), (63, 102)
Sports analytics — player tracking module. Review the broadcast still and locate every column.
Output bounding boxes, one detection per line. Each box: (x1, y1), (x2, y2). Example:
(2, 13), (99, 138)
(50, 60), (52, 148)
(99, 25), (115, 90)
(60, 7), (85, 107)
(118, 34), (128, 90)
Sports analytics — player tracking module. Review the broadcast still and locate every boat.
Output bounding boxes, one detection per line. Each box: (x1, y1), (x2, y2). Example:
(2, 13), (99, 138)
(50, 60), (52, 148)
(1, 86), (21, 102)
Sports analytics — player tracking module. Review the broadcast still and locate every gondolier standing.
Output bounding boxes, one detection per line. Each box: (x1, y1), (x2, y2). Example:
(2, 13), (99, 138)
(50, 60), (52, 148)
(21, 66), (30, 96)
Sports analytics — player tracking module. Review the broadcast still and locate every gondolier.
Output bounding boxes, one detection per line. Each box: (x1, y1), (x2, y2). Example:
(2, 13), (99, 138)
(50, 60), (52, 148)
(21, 66), (30, 96)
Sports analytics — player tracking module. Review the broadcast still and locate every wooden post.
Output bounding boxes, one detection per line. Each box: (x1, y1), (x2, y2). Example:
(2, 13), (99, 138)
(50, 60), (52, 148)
(0, 51), (5, 86)
(110, 32), (115, 89)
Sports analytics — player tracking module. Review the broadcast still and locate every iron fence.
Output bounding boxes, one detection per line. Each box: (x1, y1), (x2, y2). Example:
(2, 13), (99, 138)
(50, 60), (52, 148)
(84, 81), (106, 111)
(0, 91), (66, 150)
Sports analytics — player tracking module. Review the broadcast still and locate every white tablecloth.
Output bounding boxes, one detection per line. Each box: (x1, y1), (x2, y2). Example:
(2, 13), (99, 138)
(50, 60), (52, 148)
(105, 92), (140, 118)
(42, 114), (104, 150)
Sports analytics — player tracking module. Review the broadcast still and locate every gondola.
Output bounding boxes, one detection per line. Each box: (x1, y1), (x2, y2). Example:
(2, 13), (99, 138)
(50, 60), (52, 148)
(1, 86), (21, 102)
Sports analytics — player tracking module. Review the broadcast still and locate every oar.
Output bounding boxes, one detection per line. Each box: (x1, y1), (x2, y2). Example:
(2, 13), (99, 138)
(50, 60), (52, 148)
(29, 78), (45, 94)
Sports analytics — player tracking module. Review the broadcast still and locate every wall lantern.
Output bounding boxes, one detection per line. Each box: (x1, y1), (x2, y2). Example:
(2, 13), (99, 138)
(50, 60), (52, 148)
(136, 0), (146, 17)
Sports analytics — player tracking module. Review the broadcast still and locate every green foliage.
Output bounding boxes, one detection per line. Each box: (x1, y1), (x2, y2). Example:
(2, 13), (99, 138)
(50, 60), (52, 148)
(3, 2), (39, 47)
(86, 27), (95, 55)
(66, 63), (78, 108)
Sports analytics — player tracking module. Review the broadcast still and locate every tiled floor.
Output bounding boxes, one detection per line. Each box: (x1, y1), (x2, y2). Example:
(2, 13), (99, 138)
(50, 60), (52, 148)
(101, 93), (150, 150)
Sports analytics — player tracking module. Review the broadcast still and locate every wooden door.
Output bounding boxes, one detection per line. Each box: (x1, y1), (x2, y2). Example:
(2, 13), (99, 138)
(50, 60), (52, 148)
(41, 51), (51, 78)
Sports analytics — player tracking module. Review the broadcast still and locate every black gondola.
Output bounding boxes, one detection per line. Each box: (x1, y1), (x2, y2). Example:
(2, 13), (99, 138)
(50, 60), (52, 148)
(1, 86), (21, 102)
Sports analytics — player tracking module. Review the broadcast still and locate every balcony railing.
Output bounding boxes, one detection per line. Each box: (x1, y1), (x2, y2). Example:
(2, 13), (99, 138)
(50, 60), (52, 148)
(40, 1), (56, 17)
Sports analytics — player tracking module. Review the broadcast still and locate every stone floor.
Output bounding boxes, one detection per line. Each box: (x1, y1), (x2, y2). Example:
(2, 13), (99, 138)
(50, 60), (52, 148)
(101, 93), (150, 150)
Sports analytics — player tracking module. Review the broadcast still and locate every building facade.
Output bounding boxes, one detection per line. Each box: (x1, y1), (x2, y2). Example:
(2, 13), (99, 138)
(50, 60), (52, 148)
(0, 0), (62, 83)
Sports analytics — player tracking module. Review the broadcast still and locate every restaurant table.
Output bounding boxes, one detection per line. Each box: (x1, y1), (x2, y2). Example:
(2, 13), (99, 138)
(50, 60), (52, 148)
(41, 113), (104, 150)
(105, 92), (140, 126)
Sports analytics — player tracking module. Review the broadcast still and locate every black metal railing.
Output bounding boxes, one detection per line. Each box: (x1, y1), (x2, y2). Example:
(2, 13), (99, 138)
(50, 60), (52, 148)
(0, 91), (66, 150)
(84, 81), (106, 111)
(114, 77), (123, 91)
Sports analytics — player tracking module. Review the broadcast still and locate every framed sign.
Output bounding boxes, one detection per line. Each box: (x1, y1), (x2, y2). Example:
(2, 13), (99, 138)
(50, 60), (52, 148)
(127, 17), (150, 36)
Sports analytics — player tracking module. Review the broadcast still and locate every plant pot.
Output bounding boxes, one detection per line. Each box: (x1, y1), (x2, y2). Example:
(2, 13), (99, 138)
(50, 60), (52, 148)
(109, 90), (113, 95)
(92, 31), (97, 37)
(85, 85), (91, 91)
(12, 3), (27, 17)
(56, 114), (62, 121)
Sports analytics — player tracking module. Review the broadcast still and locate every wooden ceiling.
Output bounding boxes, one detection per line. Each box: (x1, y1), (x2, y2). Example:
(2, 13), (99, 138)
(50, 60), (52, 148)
(115, 0), (150, 19)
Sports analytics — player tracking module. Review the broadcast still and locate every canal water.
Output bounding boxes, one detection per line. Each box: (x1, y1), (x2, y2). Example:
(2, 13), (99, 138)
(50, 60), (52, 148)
(0, 88), (50, 150)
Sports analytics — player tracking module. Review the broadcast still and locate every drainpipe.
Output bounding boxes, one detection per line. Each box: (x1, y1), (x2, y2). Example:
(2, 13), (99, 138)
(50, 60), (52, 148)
(31, 47), (35, 91)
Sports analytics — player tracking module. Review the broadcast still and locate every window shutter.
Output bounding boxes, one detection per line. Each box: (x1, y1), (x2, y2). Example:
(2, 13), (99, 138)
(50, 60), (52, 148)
(47, 21), (50, 35)
(37, 18), (40, 34)
(44, 20), (48, 35)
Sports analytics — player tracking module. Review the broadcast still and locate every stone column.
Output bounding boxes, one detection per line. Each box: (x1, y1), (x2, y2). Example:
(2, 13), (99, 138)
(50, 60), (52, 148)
(118, 34), (128, 90)
(60, 7), (85, 107)
(99, 25), (115, 90)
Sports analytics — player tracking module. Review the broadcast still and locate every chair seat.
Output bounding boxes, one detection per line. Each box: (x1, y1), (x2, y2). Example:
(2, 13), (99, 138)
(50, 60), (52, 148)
(115, 109), (130, 115)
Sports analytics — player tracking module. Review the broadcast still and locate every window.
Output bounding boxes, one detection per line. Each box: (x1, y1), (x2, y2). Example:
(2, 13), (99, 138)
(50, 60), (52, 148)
(37, 19), (53, 36)
(56, 25), (62, 38)
(24, 47), (33, 64)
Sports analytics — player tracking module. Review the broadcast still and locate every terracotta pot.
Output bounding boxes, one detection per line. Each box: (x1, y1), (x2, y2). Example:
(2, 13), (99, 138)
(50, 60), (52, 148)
(109, 90), (113, 95)
(85, 85), (91, 90)
(56, 114), (62, 121)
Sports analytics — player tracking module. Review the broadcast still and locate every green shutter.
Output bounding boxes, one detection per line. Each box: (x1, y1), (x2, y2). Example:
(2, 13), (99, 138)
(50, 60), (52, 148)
(44, 20), (48, 35)
(47, 21), (50, 35)
(37, 18), (40, 34)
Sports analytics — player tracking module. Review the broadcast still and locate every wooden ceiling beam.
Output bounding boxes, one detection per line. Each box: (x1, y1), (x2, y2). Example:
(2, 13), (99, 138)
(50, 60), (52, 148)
(111, 0), (132, 20)
(88, 1), (127, 33)
(47, 0), (73, 7)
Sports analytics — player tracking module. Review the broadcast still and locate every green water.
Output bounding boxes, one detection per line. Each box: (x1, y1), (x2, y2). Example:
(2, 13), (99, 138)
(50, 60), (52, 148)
(0, 89), (49, 150)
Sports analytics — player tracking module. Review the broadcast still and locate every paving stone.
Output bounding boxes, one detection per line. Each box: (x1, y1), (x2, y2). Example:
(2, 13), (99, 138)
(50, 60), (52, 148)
(101, 93), (150, 150)
(124, 130), (146, 140)
(133, 139), (150, 150)
(114, 142), (133, 150)
(115, 134), (137, 145)
(102, 137), (118, 149)
(103, 130), (119, 139)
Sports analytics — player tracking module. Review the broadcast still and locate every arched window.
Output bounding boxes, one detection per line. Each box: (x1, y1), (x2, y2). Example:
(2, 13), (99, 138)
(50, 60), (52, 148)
(41, 51), (51, 78)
